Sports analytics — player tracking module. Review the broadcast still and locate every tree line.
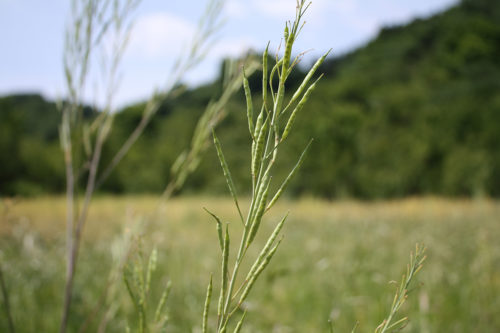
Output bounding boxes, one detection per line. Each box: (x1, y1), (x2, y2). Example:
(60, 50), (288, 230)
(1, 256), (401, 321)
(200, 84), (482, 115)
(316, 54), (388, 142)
(1, 0), (499, 198)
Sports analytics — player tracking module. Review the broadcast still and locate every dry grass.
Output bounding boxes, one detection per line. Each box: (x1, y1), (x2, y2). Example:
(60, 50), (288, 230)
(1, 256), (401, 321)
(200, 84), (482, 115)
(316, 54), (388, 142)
(2, 196), (500, 332)
(2, 195), (498, 238)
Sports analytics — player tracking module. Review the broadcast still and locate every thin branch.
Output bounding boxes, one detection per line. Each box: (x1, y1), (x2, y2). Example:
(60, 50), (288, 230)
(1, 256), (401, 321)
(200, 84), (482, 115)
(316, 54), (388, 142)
(60, 105), (75, 333)
(96, 0), (226, 188)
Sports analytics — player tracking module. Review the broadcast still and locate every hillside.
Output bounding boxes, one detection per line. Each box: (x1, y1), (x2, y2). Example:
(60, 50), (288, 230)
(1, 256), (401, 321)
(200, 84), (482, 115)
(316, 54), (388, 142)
(1, 0), (499, 198)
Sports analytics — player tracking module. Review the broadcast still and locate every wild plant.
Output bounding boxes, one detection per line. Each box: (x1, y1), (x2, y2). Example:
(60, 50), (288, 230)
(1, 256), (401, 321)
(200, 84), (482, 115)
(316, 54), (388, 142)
(202, 1), (331, 331)
(199, 2), (428, 331)
(123, 245), (172, 333)
(375, 244), (427, 333)
(57, 0), (257, 331)
(325, 244), (427, 332)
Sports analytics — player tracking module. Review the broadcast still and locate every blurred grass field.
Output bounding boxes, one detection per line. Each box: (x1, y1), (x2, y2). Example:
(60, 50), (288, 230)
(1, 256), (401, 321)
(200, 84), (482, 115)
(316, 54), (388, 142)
(1, 196), (500, 332)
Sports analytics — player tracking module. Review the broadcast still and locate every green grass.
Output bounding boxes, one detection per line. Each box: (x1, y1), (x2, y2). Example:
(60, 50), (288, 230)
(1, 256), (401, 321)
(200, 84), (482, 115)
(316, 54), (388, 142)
(1, 196), (499, 332)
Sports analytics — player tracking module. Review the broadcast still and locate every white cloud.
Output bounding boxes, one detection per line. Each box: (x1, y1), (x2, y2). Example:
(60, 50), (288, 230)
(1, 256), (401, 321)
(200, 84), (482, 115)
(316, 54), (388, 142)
(129, 12), (195, 59)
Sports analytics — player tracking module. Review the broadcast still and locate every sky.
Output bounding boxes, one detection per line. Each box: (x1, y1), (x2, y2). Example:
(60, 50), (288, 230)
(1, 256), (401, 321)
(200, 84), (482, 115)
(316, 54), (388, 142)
(0, 0), (458, 108)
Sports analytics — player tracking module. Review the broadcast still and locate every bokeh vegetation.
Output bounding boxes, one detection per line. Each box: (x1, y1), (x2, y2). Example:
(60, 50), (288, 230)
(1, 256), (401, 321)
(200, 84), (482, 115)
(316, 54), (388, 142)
(1, 0), (499, 199)
(1, 196), (500, 332)
(2, 0), (499, 332)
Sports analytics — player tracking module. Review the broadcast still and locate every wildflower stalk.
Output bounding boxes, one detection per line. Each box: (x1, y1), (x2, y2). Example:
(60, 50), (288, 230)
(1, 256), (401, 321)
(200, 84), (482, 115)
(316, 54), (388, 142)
(375, 244), (427, 333)
(207, 1), (330, 331)
(59, 1), (231, 331)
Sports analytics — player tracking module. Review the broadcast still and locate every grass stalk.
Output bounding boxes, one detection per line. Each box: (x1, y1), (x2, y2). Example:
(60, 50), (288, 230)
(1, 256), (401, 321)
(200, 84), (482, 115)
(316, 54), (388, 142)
(59, 0), (229, 331)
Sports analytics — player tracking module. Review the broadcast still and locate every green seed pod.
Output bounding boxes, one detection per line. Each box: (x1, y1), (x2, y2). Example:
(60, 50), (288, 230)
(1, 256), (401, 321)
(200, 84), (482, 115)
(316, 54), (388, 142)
(285, 49), (331, 114)
(253, 108), (265, 139)
(217, 225), (230, 322)
(222, 225), (230, 291)
(252, 109), (265, 178)
(262, 43), (270, 108)
(283, 31), (294, 73)
(202, 275), (212, 333)
(245, 213), (288, 282)
(243, 71), (254, 137)
(203, 208), (224, 251)
(281, 76), (321, 142)
(233, 311), (247, 333)
(246, 175), (271, 247)
(239, 239), (282, 305)
(273, 32), (294, 118)
(251, 116), (269, 179)
(251, 139), (256, 172)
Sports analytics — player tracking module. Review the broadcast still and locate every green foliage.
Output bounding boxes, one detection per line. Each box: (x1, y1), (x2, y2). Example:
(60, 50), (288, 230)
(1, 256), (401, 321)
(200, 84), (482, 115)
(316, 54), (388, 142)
(205, 4), (330, 330)
(1, 0), (500, 198)
(0, 95), (65, 196)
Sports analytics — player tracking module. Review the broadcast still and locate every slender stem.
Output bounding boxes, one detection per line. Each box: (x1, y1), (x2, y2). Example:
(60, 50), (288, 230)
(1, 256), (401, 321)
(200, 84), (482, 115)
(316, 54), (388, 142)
(60, 106), (75, 333)
(95, 11), (213, 189)
(219, 55), (283, 332)
(60, 2), (100, 328)
(61, 118), (107, 333)
(96, 109), (151, 188)
(61, 1), (226, 331)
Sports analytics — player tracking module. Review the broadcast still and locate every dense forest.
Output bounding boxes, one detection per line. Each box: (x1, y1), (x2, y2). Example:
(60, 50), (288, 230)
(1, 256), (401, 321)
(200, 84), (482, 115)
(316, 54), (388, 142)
(1, 0), (499, 198)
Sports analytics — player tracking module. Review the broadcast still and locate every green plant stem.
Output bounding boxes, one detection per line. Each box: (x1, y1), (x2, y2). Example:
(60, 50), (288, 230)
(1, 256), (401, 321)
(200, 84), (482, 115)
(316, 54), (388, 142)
(376, 244), (426, 333)
(212, 2), (321, 331)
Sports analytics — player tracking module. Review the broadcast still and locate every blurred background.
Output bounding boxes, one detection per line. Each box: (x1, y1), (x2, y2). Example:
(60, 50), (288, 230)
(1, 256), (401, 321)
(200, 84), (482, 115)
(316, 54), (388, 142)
(2, 0), (498, 199)
(1, 0), (500, 332)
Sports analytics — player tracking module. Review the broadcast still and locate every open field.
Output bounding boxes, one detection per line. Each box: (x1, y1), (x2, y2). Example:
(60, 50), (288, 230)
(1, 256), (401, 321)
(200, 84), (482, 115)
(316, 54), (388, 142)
(1, 196), (500, 332)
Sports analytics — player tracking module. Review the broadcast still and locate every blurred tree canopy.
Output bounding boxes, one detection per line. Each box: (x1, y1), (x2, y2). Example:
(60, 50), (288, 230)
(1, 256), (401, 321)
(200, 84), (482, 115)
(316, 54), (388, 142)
(1, 0), (499, 198)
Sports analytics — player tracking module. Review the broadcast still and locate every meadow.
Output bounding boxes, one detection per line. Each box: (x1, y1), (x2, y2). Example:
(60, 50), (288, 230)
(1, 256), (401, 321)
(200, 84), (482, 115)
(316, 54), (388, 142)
(1, 196), (499, 332)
